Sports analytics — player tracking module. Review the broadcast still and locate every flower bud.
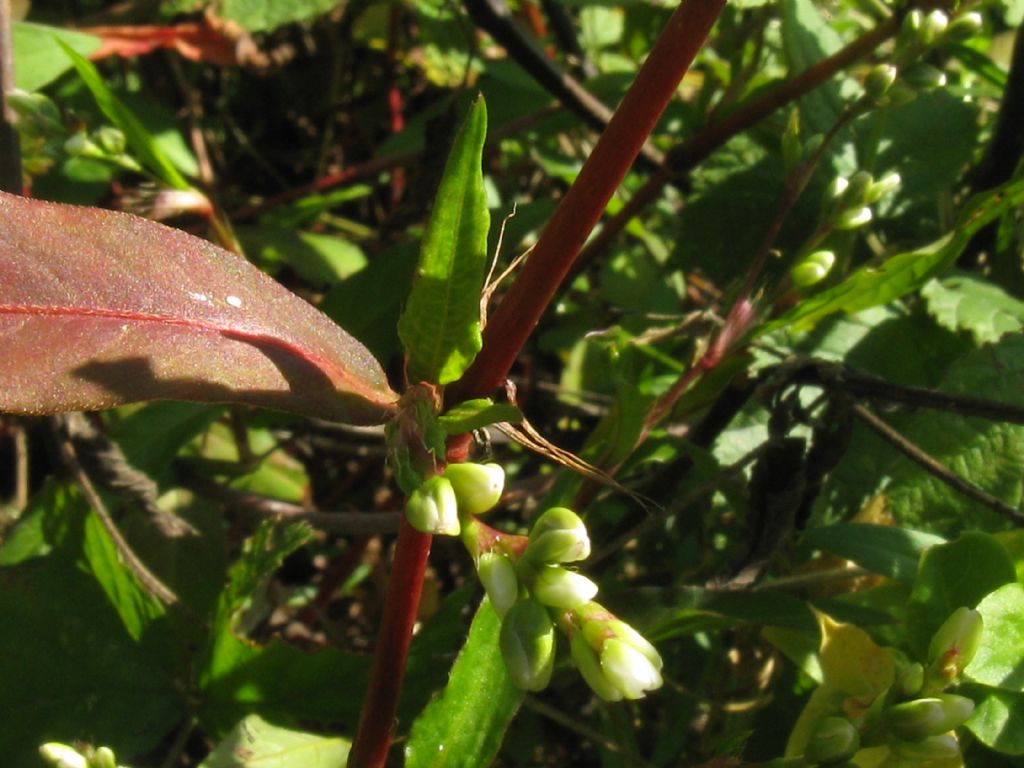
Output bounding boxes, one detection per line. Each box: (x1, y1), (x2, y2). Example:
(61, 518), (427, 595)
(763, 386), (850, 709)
(865, 64), (898, 101)
(39, 744), (87, 768)
(64, 132), (102, 158)
(792, 250), (836, 287)
(525, 507), (591, 564)
(865, 172), (901, 204)
(895, 662), (924, 700)
(531, 565), (599, 609)
(94, 126), (127, 156)
(842, 171), (873, 207)
(7, 90), (61, 130)
(828, 176), (849, 200)
(928, 607), (983, 682)
(570, 630), (623, 701)
(891, 734), (960, 762)
(945, 12), (983, 42)
(91, 747), (117, 768)
(835, 206), (872, 230)
(500, 599), (556, 691)
(804, 716), (861, 765)
(884, 694), (975, 741)
(903, 63), (947, 91)
(920, 10), (949, 45)
(477, 551), (519, 619)
(601, 638), (663, 699)
(896, 10), (922, 50)
(405, 475), (460, 536)
(443, 462), (504, 516)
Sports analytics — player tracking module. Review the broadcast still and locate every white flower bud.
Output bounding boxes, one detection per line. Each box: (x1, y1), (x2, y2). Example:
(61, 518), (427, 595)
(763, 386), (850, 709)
(601, 638), (663, 699)
(570, 631), (623, 701)
(39, 744), (87, 768)
(477, 552), (519, 619)
(500, 599), (556, 691)
(443, 462), (504, 515)
(531, 566), (599, 609)
(835, 206), (872, 230)
(405, 475), (460, 536)
(525, 507), (591, 564)
(91, 747), (118, 768)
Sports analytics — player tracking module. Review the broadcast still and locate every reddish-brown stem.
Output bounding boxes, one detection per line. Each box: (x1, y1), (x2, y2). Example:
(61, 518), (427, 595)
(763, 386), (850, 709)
(347, 520), (432, 768)
(575, 12), (902, 272)
(449, 0), (727, 404)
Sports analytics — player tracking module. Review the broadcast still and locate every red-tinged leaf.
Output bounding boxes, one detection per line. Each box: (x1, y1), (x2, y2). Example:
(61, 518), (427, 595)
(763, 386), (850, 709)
(83, 22), (240, 67)
(0, 192), (397, 424)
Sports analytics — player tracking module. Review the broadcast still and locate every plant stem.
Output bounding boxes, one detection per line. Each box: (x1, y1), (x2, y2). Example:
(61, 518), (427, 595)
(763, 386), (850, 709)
(348, 520), (433, 768)
(450, 0), (727, 404)
(0, 0), (20, 193)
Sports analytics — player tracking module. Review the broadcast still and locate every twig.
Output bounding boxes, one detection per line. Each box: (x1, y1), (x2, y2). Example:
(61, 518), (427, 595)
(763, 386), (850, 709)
(12, 419), (27, 511)
(53, 418), (180, 606)
(184, 473), (402, 536)
(0, 0), (19, 193)
(852, 403), (1024, 526)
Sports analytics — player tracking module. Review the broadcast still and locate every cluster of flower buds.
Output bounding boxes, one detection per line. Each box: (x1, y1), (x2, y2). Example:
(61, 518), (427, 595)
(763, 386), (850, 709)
(864, 9), (983, 107)
(404, 461), (505, 537)
(40, 742), (126, 768)
(800, 607), (982, 766)
(825, 169), (901, 233)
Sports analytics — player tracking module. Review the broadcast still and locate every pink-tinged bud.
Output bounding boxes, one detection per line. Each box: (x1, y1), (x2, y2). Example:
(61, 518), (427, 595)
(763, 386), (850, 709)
(477, 552), (519, 619)
(531, 566), (599, 609)
(443, 462), (505, 515)
(405, 475), (460, 536)
(928, 607), (983, 683)
(525, 507), (591, 564)
(500, 599), (556, 691)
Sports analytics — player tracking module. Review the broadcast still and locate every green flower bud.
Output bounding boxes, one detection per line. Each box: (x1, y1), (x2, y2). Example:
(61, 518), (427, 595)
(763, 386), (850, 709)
(7, 90), (61, 130)
(91, 747), (117, 768)
(945, 12), (983, 42)
(920, 10), (949, 46)
(64, 132), (103, 158)
(903, 63), (947, 91)
(865, 172), (901, 204)
(601, 637), (663, 699)
(525, 507), (591, 564)
(885, 82), (918, 107)
(884, 694), (975, 742)
(865, 64), (898, 101)
(836, 206), (872, 230)
(843, 171), (874, 207)
(94, 126), (127, 156)
(805, 716), (861, 765)
(477, 551), (519, 619)
(443, 462), (504, 516)
(531, 565), (599, 609)
(891, 734), (960, 762)
(570, 630), (623, 701)
(895, 662), (924, 700)
(792, 250), (836, 288)
(405, 475), (460, 536)
(39, 744), (87, 768)
(896, 9), (923, 50)
(500, 599), (556, 691)
(928, 607), (983, 682)
(828, 176), (850, 200)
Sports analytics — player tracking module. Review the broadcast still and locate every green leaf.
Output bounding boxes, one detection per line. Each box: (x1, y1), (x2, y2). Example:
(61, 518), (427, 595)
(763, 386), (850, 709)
(779, 0), (847, 138)
(405, 599), (524, 768)
(12, 22), (100, 92)
(238, 226), (368, 288)
(922, 274), (1024, 345)
(437, 398), (522, 434)
(801, 524), (944, 585)
(906, 533), (1017, 659)
(965, 583), (1024, 691)
(761, 177), (1024, 335)
(222, 0), (342, 32)
(964, 685), (1024, 755)
(58, 41), (191, 190)
(199, 714), (350, 767)
(398, 96), (490, 385)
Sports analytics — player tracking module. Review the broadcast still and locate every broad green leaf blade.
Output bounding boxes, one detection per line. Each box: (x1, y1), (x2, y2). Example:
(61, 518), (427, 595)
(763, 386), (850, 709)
(965, 583), (1024, 691)
(13, 22), (100, 92)
(922, 274), (1024, 345)
(199, 714), (350, 768)
(436, 398), (522, 434)
(964, 685), (1024, 755)
(222, 0), (342, 33)
(906, 533), (1016, 659)
(0, 191), (397, 424)
(405, 599), (524, 768)
(780, 0), (846, 138)
(801, 524), (944, 585)
(761, 177), (1024, 335)
(398, 97), (490, 385)
(59, 42), (191, 190)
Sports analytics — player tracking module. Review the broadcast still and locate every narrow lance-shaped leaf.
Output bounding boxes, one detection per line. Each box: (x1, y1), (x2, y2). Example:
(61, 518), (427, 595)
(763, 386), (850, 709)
(398, 96), (490, 385)
(0, 191), (397, 424)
